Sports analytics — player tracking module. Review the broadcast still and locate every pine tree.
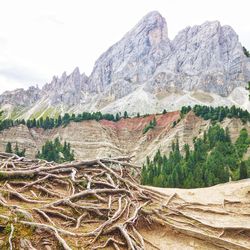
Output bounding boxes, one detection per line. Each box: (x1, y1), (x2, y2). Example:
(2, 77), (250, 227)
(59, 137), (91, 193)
(152, 117), (157, 127)
(62, 113), (70, 126)
(123, 111), (128, 119)
(39, 117), (44, 128)
(239, 161), (248, 179)
(5, 142), (12, 153)
(36, 138), (74, 163)
(32, 118), (36, 127)
(57, 115), (62, 127)
(14, 143), (19, 155)
(246, 81), (250, 100)
(115, 113), (120, 121)
(141, 125), (249, 188)
(243, 46), (250, 57)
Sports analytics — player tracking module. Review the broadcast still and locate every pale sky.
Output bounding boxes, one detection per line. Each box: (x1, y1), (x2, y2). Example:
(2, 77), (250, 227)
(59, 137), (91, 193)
(0, 0), (249, 94)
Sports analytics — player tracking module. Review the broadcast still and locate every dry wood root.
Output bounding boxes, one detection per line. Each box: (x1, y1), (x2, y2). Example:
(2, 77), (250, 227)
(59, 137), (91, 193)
(0, 152), (249, 249)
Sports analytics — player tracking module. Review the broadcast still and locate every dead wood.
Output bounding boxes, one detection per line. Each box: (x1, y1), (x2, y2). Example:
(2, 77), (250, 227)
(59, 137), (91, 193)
(0, 153), (249, 250)
(8, 224), (14, 250)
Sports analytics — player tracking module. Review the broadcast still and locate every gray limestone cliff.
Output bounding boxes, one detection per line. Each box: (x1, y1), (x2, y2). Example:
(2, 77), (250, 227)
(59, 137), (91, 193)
(0, 11), (249, 118)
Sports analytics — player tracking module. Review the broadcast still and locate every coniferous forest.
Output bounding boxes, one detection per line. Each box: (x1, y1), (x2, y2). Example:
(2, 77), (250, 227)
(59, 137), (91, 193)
(36, 138), (74, 163)
(0, 105), (249, 133)
(0, 111), (130, 132)
(141, 125), (250, 188)
(5, 142), (26, 157)
(181, 105), (250, 123)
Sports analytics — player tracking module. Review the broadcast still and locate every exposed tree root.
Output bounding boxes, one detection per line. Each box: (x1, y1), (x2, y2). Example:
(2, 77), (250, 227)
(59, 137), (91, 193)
(0, 153), (249, 249)
(8, 224), (14, 250)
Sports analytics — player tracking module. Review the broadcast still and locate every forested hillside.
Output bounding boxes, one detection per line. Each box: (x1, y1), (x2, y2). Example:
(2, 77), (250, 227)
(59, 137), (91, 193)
(0, 111), (131, 132)
(0, 105), (249, 137)
(181, 105), (250, 123)
(141, 125), (250, 188)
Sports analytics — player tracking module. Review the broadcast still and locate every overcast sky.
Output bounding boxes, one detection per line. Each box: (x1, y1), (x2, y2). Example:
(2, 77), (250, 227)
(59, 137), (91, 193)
(0, 0), (249, 94)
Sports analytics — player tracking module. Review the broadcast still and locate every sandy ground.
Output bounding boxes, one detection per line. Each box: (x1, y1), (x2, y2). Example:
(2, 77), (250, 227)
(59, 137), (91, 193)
(142, 179), (250, 250)
(149, 178), (250, 204)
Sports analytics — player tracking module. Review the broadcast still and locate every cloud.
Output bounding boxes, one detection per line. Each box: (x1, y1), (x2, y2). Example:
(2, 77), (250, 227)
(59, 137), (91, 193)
(0, 36), (7, 47)
(0, 64), (48, 94)
(36, 14), (64, 25)
(0, 65), (44, 84)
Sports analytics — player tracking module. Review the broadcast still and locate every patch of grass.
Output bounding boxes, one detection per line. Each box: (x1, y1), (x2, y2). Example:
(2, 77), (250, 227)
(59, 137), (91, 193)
(9, 106), (26, 120)
(30, 107), (61, 120)
(3, 224), (11, 234)
(172, 118), (181, 128)
(29, 108), (45, 119)
(42, 107), (59, 118)
(0, 172), (7, 181)
(78, 180), (87, 188)
(143, 117), (157, 134)
(0, 206), (9, 215)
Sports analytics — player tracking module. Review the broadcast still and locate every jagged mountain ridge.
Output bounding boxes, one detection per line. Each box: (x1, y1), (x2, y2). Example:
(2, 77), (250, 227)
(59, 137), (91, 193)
(0, 11), (250, 119)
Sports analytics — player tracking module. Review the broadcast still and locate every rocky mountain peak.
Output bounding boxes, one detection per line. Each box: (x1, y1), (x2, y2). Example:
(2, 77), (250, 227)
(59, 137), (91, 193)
(130, 10), (168, 43)
(60, 71), (67, 81)
(0, 11), (249, 118)
(88, 11), (171, 96)
(39, 67), (88, 106)
(72, 67), (80, 76)
(141, 10), (164, 20)
(0, 85), (41, 107)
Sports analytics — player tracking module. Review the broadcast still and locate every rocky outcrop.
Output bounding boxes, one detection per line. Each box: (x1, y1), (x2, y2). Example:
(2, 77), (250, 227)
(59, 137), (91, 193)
(151, 21), (249, 96)
(0, 11), (249, 118)
(41, 67), (89, 106)
(90, 13), (249, 97)
(88, 11), (171, 95)
(0, 86), (40, 107)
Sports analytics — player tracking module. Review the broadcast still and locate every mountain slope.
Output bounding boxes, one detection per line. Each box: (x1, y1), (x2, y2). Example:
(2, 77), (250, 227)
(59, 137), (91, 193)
(0, 11), (250, 119)
(0, 111), (249, 165)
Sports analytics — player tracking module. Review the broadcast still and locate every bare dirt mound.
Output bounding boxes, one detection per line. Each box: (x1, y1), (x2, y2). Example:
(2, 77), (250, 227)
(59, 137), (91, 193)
(0, 153), (249, 250)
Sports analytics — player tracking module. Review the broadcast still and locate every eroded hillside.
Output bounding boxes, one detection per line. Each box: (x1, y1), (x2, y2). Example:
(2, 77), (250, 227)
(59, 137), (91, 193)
(0, 112), (249, 165)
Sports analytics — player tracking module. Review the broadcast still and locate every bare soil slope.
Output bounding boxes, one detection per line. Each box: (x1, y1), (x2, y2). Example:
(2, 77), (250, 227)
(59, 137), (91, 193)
(0, 112), (249, 165)
(147, 180), (250, 249)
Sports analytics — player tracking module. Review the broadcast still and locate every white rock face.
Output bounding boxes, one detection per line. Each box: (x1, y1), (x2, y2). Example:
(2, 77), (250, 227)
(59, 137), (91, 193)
(0, 11), (249, 118)
(153, 21), (249, 96)
(88, 11), (171, 95)
(41, 67), (88, 106)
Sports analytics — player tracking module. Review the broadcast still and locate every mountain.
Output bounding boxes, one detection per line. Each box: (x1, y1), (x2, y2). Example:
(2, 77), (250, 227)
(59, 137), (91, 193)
(0, 11), (250, 119)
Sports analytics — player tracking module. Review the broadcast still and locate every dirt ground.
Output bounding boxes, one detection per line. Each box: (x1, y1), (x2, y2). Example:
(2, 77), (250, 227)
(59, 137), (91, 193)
(144, 179), (250, 250)
(0, 152), (249, 250)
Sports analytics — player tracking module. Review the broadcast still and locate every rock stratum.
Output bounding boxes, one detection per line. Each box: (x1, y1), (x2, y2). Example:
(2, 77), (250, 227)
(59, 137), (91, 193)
(0, 11), (250, 119)
(0, 111), (249, 164)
